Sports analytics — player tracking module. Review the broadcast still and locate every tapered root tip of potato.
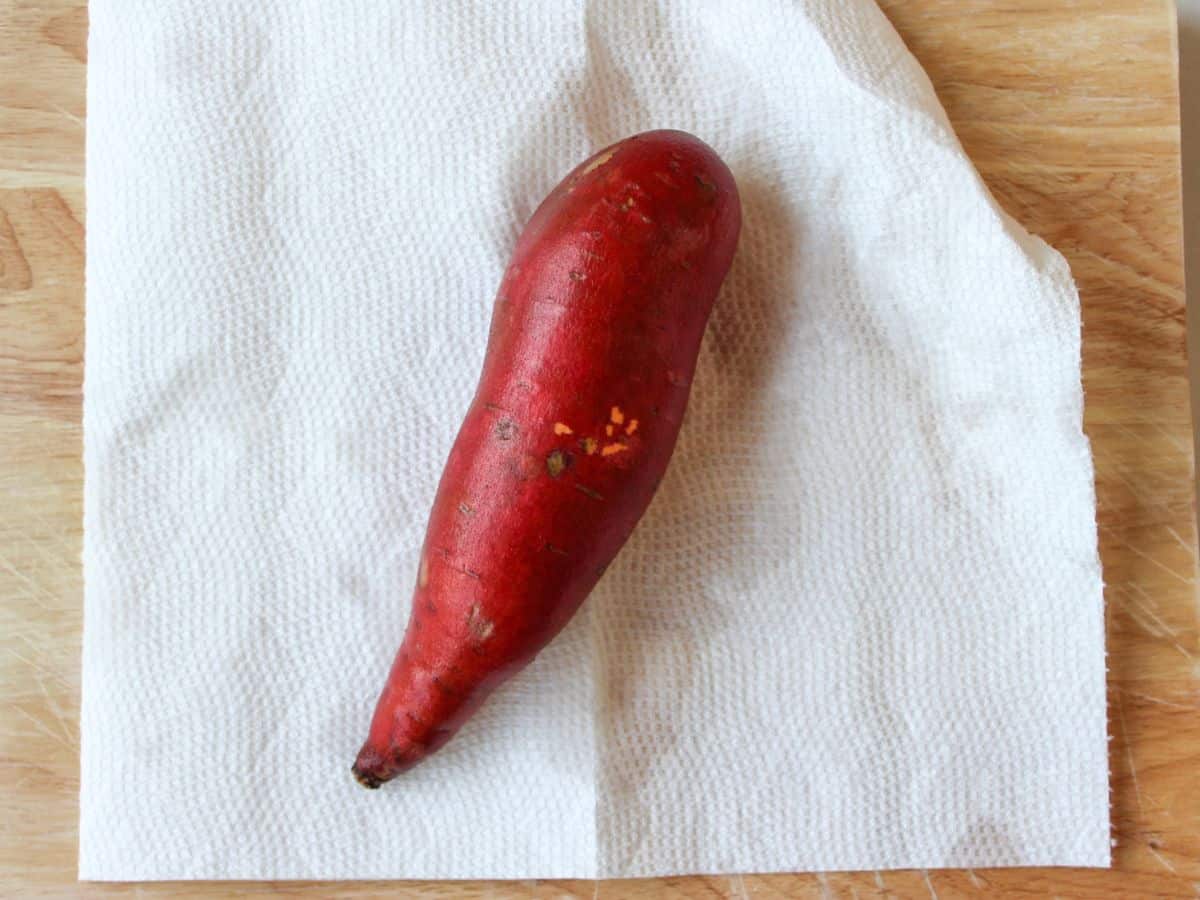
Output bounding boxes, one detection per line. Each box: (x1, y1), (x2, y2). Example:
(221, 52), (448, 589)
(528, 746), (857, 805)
(352, 747), (394, 789)
(351, 763), (384, 789)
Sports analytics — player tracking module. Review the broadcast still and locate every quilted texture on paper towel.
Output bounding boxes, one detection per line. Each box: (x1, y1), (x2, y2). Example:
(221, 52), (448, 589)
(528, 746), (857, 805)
(80, 0), (1109, 880)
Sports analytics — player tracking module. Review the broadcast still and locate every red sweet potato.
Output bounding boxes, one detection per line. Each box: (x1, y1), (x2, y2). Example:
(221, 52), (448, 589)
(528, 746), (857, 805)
(352, 130), (741, 787)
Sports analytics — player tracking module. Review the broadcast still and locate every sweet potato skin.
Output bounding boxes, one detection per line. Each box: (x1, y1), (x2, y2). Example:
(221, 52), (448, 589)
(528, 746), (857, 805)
(353, 130), (741, 786)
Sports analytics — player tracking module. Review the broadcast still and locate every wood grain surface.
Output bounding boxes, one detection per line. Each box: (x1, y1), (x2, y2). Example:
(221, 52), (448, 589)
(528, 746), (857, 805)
(1, 1), (1193, 896)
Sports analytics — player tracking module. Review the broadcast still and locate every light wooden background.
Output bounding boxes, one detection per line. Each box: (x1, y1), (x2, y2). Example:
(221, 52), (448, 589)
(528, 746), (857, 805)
(1, 1), (1194, 897)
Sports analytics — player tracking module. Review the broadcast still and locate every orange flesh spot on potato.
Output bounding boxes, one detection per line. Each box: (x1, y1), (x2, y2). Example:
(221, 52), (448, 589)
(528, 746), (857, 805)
(554, 422), (574, 435)
(626, 419), (639, 435)
(581, 437), (598, 455)
(605, 424), (614, 436)
(610, 406), (625, 425)
(601, 443), (628, 457)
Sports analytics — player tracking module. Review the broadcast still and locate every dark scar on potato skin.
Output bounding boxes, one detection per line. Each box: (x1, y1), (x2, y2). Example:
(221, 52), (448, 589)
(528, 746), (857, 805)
(573, 483), (604, 501)
(546, 449), (572, 478)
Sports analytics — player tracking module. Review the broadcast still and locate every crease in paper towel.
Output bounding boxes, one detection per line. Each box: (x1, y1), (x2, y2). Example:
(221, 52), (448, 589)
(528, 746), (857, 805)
(80, 0), (1109, 880)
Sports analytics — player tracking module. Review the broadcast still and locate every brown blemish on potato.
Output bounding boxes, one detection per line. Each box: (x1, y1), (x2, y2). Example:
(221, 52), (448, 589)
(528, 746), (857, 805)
(418, 555), (429, 588)
(621, 196), (635, 210)
(601, 443), (627, 457)
(639, 214), (653, 224)
(694, 173), (717, 197)
(554, 422), (574, 436)
(580, 437), (598, 455)
(495, 418), (518, 441)
(458, 501), (474, 516)
(431, 675), (455, 695)
(625, 419), (639, 435)
(610, 406), (625, 425)
(545, 542), (570, 557)
(483, 402), (510, 414)
(546, 449), (572, 478)
(574, 483), (604, 501)
(466, 603), (495, 643)
(581, 149), (616, 175)
(569, 270), (586, 281)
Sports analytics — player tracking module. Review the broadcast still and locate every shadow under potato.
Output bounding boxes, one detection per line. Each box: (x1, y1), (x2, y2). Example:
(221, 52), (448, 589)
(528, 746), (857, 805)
(590, 172), (806, 802)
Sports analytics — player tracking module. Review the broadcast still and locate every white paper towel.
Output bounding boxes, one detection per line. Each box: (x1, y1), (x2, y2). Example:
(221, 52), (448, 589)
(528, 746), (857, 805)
(80, 0), (1110, 880)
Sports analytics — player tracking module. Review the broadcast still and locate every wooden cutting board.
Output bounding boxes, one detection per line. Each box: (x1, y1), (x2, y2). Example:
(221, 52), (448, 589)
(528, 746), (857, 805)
(1, 1), (1193, 896)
